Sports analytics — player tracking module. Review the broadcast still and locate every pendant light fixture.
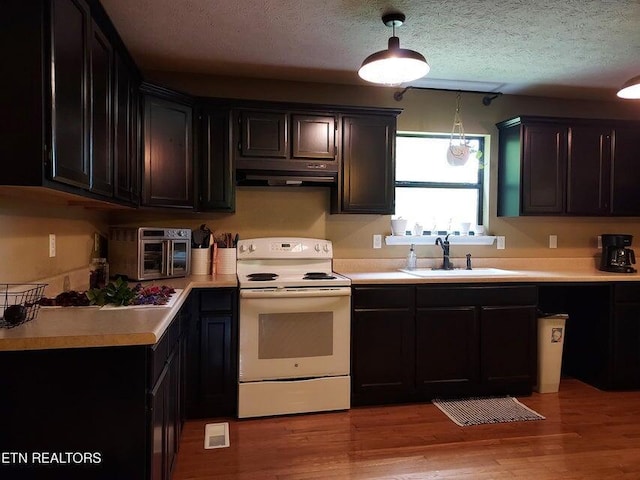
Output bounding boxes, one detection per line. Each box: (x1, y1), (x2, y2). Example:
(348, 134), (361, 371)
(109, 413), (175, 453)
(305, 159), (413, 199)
(617, 75), (640, 99)
(358, 13), (429, 86)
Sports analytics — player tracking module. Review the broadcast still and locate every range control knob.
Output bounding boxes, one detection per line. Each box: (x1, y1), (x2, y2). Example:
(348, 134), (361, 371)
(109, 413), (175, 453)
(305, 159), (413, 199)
(249, 244), (256, 252)
(323, 244), (330, 253)
(314, 244), (321, 252)
(239, 244), (247, 253)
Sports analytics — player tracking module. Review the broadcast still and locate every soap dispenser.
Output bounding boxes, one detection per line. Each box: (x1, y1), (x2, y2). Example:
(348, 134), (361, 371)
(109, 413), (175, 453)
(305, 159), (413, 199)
(406, 244), (417, 270)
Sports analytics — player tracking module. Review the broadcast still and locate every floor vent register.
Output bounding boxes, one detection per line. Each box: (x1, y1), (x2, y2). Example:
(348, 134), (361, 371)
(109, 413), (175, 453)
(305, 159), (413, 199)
(204, 422), (230, 449)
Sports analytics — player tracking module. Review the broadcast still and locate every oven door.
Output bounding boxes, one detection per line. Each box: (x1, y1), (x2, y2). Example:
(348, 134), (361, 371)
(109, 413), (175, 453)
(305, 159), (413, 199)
(140, 240), (168, 279)
(239, 287), (351, 382)
(168, 240), (190, 277)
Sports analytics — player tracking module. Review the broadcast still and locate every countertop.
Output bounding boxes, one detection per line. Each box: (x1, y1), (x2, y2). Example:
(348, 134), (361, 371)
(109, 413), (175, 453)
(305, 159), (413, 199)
(340, 268), (640, 284)
(3, 258), (639, 352)
(0, 274), (237, 352)
(334, 257), (640, 284)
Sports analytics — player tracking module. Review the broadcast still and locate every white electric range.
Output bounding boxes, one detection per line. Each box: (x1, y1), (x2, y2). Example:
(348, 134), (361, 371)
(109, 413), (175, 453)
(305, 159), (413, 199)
(236, 237), (351, 418)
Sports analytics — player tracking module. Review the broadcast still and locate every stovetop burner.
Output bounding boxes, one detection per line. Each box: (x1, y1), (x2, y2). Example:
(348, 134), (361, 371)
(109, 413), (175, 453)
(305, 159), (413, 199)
(304, 272), (336, 280)
(247, 273), (279, 281)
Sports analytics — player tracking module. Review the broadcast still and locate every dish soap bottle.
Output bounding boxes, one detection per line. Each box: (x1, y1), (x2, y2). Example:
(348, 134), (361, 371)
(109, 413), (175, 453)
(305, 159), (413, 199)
(406, 244), (417, 270)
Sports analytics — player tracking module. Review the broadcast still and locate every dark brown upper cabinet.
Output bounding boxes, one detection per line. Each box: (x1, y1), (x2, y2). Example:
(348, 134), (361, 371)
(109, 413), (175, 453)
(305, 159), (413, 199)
(1, 0), (140, 206)
(50, 0), (92, 189)
(333, 113), (397, 214)
(197, 106), (234, 212)
(141, 83), (194, 209)
(234, 108), (339, 181)
(497, 116), (640, 217)
(567, 125), (613, 215)
(89, 19), (114, 196)
(240, 110), (288, 158)
(114, 51), (140, 205)
(291, 114), (336, 159)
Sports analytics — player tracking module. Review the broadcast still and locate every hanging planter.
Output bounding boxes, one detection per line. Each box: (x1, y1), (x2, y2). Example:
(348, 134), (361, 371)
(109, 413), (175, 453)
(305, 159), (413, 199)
(447, 93), (471, 166)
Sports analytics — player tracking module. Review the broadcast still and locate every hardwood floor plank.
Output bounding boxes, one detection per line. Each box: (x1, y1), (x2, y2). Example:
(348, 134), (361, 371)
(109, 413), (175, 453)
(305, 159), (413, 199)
(173, 379), (640, 479)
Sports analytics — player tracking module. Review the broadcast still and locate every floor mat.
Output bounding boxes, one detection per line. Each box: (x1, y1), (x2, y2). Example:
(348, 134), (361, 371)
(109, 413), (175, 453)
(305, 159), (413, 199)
(432, 396), (545, 426)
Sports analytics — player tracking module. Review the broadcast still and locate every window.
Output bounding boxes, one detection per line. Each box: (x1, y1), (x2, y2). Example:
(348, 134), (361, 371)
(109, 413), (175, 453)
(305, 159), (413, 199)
(395, 133), (485, 233)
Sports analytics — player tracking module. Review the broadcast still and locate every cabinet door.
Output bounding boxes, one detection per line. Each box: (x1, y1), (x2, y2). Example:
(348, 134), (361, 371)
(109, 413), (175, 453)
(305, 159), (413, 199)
(339, 115), (396, 213)
(611, 126), (640, 215)
(351, 309), (414, 404)
(567, 125), (612, 215)
(199, 314), (237, 417)
(291, 114), (336, 159)
(522, 124), (567, 214)
(114, 52), (139, 203)
(199, 108), (234, 211)
(351, 285), (415, 405)
(480, 306), (536, 392)
(415, 307), (478, 397)
(165, 350), (179, 478)
(89, 20), (113, 196)
(143, 96), (193, 208)
(149, 367), (167, 480)
(50, 0), (91, 188)
(240, 110), (288, 158)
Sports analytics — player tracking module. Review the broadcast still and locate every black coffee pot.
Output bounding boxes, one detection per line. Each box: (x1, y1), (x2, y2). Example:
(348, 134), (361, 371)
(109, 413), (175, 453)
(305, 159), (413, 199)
(600, 234), (637, 273)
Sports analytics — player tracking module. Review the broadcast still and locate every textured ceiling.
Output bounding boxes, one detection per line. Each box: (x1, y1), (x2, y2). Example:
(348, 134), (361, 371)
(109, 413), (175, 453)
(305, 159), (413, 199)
(100, 0), (640, 100)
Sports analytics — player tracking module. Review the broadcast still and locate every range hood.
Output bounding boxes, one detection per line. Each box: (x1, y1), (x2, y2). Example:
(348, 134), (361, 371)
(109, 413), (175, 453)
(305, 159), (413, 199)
(236, 170), (337, 187)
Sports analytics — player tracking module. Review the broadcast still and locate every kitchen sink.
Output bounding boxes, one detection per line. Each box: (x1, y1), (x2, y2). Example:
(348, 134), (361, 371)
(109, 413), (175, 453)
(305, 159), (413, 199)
(399, 267), (520, 277)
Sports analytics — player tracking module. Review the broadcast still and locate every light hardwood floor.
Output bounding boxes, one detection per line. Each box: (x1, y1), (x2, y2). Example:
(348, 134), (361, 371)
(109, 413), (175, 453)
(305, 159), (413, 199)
(173, 379), (640, 479)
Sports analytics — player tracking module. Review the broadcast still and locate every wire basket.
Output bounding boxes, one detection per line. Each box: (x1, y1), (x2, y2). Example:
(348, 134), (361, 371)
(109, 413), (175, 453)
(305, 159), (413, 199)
(0, 284), (47, 329)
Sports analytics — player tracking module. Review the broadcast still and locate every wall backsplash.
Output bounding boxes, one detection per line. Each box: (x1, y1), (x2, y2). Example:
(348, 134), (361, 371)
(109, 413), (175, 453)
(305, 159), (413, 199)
(2, 74), (640, 283)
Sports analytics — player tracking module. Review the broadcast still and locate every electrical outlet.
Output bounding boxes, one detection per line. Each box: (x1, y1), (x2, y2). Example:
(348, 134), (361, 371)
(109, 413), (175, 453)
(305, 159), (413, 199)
(373, 234), (382, 249)
(94, 233), (100, 253)
(549, 235), (558, 249)
(597, 235), (602, 249)
(49, 234), (56, 257)
(496, 236), (506, 250)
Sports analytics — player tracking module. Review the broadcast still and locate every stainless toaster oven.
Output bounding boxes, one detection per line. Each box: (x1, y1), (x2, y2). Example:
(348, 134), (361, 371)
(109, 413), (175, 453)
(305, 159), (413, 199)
(109, 227), (191, 281)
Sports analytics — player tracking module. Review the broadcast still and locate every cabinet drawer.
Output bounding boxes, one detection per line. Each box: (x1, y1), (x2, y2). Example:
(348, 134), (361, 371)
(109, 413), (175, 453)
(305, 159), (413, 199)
(417, 285), (537, 307)
(199, 289), (234, 312)
(614, 283), (640, 303)
(353, 286), (415, 310)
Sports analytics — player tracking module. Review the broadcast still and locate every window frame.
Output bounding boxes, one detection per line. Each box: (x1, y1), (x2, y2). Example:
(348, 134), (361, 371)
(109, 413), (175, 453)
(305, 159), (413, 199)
(395, 132), (485, 226)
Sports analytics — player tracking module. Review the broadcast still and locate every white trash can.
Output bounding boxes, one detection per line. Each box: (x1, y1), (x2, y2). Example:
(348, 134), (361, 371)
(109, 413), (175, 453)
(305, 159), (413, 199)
(535, 314), (568, 393)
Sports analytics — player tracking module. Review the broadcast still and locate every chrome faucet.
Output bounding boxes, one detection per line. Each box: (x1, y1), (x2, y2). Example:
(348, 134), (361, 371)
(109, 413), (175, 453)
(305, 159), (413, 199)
(435, 234), (453, 270)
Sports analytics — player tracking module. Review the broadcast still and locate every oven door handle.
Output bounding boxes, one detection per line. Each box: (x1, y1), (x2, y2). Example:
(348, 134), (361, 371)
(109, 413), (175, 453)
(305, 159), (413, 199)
(240, 287), (351, 299)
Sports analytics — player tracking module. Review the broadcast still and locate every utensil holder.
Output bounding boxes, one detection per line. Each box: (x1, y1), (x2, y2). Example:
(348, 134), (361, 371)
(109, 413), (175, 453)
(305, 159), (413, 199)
(191, 248), (211, 275)
(216, 248), (237, 275)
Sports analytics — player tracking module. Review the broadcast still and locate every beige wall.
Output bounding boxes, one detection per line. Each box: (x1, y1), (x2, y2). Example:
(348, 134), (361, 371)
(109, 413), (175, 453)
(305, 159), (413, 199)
(2, 74), (640, 282)
(0, 189), (109, 284)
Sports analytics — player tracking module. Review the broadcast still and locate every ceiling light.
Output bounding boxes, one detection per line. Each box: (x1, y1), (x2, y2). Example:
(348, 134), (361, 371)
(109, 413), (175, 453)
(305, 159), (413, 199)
(617, 75), (640, 99)
(358, 13), (429, 86)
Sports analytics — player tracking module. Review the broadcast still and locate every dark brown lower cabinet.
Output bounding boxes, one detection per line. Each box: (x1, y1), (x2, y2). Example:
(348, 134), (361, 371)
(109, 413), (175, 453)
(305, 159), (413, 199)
(479, 305), (537, 393)
(416, 306), (478, 397)
(0, 303), (188, 480)
(185, 288), (238, 418)
(539, 283), (640, 391)
(352, 284), (537, 406)
(351, 286), (415, 405)
(147, 302), (187, 480)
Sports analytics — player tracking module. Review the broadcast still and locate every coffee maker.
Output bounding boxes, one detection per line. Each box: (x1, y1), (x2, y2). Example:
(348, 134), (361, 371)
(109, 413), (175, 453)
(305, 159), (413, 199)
(600, 234), (637, 273)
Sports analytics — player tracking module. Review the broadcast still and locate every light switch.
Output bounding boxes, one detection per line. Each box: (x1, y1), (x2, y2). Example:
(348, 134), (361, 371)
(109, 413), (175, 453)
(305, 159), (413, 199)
(496, 236), (506, 250)
(549, 235), (558, 249)
(373, 234), (382, 249)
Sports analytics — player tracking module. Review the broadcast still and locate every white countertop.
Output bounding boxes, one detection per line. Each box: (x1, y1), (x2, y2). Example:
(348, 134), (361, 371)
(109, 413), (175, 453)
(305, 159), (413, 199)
(0, 274), (237, 352)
